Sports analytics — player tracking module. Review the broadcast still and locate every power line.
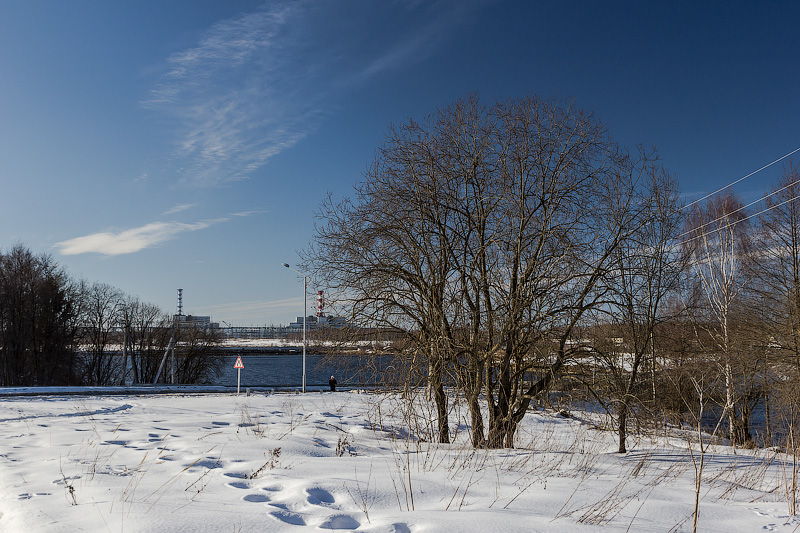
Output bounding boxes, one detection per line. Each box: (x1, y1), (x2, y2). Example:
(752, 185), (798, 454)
(678, 177), (800, 240)
(683, 190), (800, 247)
(682, 146), (800, 211)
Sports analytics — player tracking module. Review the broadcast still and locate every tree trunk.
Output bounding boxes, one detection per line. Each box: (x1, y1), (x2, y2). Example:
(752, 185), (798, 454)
(487, 416), (513, 449)
(430, 352), (449, 444)
(618, 402), (628, 453)
(465, 355), (485, 447)
(729, 404), (753, 447)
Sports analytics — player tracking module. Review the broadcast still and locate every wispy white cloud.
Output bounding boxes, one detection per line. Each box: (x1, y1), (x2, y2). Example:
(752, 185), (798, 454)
(56, 209), (263, 256)
(163, 203), (197, 215)
(146, 3), (312, 188)
(144, 1), (485, 189)
(337, 0), (490, 89)
(231, 209), (267, 217)
(56, 218), (228, 256)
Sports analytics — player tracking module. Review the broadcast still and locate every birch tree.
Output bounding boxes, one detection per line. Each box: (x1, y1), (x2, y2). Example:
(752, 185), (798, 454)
(684, 192), (758, 446)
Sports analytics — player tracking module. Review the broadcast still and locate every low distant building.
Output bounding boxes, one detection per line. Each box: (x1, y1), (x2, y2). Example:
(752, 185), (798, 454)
(173, 314), (219, 330)
(221, 325), (288, 338)
(288, 315), (349, 332)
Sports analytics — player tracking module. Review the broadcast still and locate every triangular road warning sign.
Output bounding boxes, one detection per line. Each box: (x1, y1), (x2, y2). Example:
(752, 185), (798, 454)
(234, 356), (244, 369)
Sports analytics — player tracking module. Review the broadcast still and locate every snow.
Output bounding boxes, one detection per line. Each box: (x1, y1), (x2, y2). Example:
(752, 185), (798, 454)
(216, 338), (387, 349)
(0, 389), (798, 532)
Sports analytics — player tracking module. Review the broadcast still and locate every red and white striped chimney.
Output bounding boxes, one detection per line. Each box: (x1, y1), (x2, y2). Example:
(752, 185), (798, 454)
(317, 290), (325, 317)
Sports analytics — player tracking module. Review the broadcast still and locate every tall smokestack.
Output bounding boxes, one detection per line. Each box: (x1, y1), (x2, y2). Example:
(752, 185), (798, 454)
(317, 290), (325, 317)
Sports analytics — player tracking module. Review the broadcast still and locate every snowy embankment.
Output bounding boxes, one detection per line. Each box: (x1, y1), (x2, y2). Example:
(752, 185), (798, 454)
(0, 391), (797, 532)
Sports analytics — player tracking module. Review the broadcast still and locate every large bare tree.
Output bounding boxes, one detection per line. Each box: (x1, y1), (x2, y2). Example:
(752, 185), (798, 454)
(306, 96), (682, 448)
(446, 100), (659, 448)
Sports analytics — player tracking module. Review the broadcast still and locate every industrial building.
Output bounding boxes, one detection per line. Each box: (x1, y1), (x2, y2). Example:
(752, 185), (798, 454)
(172, 288), (349, 339)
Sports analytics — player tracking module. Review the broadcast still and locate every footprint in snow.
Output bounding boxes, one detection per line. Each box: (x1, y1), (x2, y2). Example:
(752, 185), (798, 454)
(268, 509), (306, 526)
(52, 477), (80, 485)
(243, 493), (269, 503)
(306, 487), (336, 506)
(18, 493), (51, 500)
(187, 458), (222, 470)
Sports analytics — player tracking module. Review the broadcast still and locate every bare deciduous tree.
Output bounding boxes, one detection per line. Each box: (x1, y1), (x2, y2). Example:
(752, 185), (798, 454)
(588, 165), (685, 452)
(306, 95), (682, 448)
(684, 192), (760, 446)
(749, 161), (800, 450)
(79, 282), (123, 385)
(119, 296), (164, 385)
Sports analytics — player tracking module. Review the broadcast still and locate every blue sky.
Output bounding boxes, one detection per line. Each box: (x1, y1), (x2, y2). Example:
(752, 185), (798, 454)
(1, 1), (798, 325)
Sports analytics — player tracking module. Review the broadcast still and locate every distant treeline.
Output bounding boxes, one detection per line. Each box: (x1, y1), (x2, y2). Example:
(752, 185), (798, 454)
(0, 244), (221, 386)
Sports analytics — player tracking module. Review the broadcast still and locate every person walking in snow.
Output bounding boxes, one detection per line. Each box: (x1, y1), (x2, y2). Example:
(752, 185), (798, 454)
(329, 375), (337, 392)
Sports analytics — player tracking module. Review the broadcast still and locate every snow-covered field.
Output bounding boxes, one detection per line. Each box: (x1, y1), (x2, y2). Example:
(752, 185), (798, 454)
(0, 390), (797, 532)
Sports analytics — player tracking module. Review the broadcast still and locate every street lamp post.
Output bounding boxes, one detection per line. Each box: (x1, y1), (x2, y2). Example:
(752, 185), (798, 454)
(282, 263), (307, 393)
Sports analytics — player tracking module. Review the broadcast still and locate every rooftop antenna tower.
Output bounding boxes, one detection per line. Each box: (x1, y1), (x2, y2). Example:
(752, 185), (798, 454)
(177, 288), (183, 317)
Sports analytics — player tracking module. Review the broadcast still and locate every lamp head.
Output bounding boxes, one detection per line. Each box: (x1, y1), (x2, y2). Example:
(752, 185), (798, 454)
(282, 263), (290, 268)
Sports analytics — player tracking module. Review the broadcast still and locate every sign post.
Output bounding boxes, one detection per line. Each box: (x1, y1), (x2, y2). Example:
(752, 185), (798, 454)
(234, 356), (244, 395)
